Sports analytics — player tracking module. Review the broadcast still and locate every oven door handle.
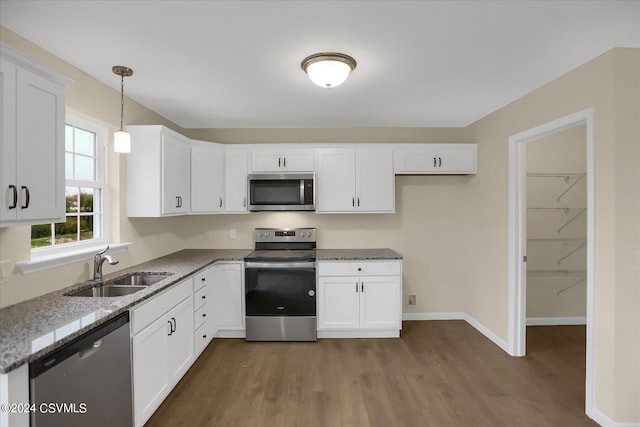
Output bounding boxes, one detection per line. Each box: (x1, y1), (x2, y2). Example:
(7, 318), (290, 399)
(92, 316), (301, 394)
(245, 261), (316, 269)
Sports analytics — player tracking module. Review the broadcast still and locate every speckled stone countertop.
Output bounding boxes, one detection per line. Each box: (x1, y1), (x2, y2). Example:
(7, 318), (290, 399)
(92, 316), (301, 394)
(316, 248), (403, 260)
(0, 249), (251, 374)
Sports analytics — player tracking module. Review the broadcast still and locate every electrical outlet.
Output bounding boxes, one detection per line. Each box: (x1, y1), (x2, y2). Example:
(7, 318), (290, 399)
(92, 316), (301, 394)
(229, 229), (237, 239)
(407, 294), (416, 306)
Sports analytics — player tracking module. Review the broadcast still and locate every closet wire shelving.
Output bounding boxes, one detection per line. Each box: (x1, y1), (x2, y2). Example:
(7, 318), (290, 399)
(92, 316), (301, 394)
(526, 173), (586, 296)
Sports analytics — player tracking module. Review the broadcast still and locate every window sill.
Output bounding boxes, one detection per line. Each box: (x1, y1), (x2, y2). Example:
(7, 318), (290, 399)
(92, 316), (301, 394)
(17, 242), (132, 275)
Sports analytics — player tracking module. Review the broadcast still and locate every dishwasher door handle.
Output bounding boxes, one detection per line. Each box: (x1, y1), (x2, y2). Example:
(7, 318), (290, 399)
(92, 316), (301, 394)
(78, 339), (103, 359)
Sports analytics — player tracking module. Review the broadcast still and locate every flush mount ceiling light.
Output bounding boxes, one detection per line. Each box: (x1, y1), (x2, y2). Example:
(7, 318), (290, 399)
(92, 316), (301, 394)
(301, 52), (357, 88)
(112, 65), (133, 153)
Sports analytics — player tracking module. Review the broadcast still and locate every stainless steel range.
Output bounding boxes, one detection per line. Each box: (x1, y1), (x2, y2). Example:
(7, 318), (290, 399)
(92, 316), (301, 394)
(244, 228), (317, 341)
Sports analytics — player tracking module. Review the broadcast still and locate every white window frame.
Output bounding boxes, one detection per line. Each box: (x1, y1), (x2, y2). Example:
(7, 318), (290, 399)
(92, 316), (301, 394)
(19, 113), (131, 274)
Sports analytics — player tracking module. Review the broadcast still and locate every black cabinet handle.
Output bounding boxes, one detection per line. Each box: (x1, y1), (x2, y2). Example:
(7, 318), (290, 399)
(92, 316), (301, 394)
(361, 282), (364, 292)
(356, 281), (359, 293)
(283, 157), (286, 168)
(167, 320), (173, 336)
(21, 186), (30, 209)
(352, 197), (355, 207)
(357, 197), (360, 207)
(438, 157), (442, 167)
(278, 157), (281, 168)
(8, 185), (17, 209)
(433, 157), (437, 168)
(219, 197), (223, 208)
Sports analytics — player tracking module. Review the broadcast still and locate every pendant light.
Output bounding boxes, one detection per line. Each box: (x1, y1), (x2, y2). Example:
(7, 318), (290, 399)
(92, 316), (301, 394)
(112, 65), (133, 153)
(301, 53), (357, 88)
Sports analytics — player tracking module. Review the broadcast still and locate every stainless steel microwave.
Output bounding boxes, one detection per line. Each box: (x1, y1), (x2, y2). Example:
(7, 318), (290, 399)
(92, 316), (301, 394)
(248, 174), (315, 211)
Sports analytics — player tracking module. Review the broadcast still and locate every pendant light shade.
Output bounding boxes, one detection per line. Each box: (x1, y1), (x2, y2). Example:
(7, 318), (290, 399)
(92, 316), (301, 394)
(112, 65), (133, 153)
(301, 53), (356, 88)
(113, 130), (131, 153)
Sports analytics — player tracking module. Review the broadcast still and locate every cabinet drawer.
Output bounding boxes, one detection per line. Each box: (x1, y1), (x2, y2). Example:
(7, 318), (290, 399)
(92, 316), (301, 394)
(318, 261), (401, 277)
(195, 320), (213, 355)
(194, 285), (208, 311)
(194, 303), (209, 330)
(131, 278), (193, 335)
(193, 270), (208, 291)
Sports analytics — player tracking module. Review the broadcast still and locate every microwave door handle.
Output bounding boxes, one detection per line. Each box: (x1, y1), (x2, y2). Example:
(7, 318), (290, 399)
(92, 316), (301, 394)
(300, 179), (305, 204)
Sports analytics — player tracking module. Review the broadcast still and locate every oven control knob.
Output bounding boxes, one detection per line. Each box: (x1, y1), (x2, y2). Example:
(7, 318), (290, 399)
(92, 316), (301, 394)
(308, 290), (315, 297)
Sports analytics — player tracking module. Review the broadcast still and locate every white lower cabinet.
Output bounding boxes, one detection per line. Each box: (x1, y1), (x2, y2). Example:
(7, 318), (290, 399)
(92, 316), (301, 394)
(210, 262), (245, 337)
(193, 267), (215, 356)
(131, 279), (194, 427)
(317, 260), (402, 338)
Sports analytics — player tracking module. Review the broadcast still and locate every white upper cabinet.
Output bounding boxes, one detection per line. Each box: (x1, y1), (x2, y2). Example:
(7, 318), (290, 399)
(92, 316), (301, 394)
(250, 148), (314, 173)
(127, 125), (191, 217)
(224, 149), (249, 213)
(394, 143), (477, 174)
(191, 141), (224, 213)
(316, 148), (394, 213)
(0, 43), (72, 227)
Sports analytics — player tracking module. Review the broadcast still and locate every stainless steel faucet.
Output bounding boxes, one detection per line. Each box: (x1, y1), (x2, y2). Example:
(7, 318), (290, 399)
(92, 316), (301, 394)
(94, 246), (119, 281)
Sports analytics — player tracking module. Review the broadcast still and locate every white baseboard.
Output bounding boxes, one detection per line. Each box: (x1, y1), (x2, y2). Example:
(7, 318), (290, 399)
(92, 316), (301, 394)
(402, 312), (510, 354)
(590, 407), (640, 427)
(526, 316), (587, 326)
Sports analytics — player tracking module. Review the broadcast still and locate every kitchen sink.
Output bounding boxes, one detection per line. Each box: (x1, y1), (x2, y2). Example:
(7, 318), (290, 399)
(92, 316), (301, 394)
(65, 272), (173, 297)
(105, 272), (173, 287)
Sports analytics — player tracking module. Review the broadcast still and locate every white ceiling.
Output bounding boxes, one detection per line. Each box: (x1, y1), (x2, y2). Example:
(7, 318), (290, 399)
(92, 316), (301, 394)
(1, 1), (639, 128)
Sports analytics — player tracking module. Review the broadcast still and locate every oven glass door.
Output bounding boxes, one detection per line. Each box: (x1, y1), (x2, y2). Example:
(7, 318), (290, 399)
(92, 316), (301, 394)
(245, 262), (316, 316)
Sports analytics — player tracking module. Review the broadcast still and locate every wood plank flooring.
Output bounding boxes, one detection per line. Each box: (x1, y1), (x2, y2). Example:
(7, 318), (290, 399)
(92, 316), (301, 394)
(146, 321), (597, 427)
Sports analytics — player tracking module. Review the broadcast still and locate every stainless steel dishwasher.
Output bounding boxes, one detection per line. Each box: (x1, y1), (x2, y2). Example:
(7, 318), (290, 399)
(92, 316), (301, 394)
(29, 311), (133, 427)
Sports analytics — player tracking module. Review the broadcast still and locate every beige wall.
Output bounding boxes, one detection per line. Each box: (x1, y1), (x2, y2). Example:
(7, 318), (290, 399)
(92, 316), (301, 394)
(467, 48), (639, 422)
(0, 25), (638, 422)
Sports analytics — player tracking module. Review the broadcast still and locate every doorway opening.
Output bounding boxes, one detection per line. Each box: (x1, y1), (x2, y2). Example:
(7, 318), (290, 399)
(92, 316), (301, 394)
(508, 109), (595, 417)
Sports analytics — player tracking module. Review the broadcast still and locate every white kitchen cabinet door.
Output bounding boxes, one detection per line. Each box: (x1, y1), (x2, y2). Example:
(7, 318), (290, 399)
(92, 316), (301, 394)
(394, 144), (477, 174)
(161, 133), (190, 215)
(316, 148), (394, 213)
(225, 149), (248, 212)
(280, 149), (315, 172)
(191, 141), (224, 213)
(359, 276), (401, 329)
(317, 276), (360, 329)
(250, 148), (314, 173)
(132, 313), (170, 427)
(127, 126), (191, 217)
(166, 297), (195, 383)
(210, 262), (245, 332)
(315, 149), (356, 212)
(0, 46), (70, 227)
(355, 148), (394, 212)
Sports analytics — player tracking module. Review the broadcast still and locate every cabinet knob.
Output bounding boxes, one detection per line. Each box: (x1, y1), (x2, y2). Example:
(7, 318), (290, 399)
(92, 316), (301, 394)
(202, 313), (206, 317)
(201, 295), (206, 299)
(203, 334), (207, 339)
(358, 267), (362, 271)
(201, 277), (206, 282)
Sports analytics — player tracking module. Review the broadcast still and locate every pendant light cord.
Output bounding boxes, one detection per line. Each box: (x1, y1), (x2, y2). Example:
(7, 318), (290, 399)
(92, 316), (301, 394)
(120, 75), (125, 132)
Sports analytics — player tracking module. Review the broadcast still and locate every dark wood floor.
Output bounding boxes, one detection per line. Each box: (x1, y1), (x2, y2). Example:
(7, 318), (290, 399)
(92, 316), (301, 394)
(146, 321), (597, 427)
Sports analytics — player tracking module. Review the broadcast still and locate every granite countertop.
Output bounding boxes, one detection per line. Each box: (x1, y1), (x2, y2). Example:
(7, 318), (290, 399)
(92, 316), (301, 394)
(317, 248), (403, 260)
(0, 249), (251, 374)
(0, 247), (401, 374)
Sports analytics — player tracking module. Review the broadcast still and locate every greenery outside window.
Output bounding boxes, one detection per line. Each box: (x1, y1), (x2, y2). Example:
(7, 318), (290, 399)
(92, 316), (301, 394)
(31, 114), (108, 253)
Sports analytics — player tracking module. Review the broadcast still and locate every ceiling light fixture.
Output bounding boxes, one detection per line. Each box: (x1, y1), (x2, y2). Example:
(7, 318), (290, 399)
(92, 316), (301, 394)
(112, 65), (134, 153)
(301, 52), (357, 88)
